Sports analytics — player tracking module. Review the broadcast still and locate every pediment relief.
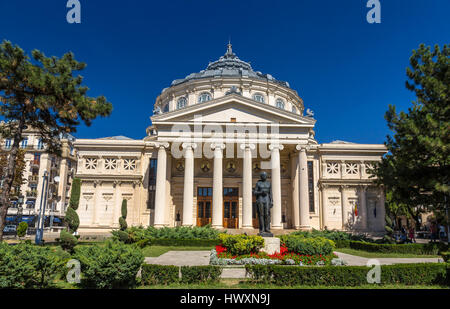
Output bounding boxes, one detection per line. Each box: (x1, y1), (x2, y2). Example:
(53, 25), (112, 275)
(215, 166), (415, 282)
(151, 95), (315, 126)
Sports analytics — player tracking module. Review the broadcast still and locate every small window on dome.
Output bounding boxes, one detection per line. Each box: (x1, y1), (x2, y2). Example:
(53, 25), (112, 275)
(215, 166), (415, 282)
(162, 104), (169, 113)
(292, 106), (298, 114)
(276, 99), (285, 110)
(253, 93), (265, 103)
(177, 97), (187, 109)
(198, 92), (212, 103)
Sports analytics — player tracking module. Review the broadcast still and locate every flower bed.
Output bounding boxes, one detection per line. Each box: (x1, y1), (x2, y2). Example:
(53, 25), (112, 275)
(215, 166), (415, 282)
(210, 244), (342, 266)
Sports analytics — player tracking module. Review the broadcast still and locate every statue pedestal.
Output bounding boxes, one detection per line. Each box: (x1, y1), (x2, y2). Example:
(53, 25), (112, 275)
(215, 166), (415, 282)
(260, 237), (281, 255)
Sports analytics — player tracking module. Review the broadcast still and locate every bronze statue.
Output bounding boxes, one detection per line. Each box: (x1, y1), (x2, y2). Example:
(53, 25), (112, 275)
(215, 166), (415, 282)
(253, 172), (273, 237)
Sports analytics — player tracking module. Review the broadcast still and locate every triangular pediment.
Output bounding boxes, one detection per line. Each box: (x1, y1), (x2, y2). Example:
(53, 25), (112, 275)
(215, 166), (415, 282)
(151, 94), (316, 127)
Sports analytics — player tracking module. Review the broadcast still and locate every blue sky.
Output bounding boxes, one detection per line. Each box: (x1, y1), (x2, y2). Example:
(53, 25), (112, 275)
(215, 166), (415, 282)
(0, 0), (449, 143)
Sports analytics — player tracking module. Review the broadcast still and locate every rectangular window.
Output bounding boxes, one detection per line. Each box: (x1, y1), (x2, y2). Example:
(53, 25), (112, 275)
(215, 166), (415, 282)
(307, 161), (315, 213)
(20, 138), (28, 149)
(147, 159), (157, 209)
(37, 139), (44, 150)
(5, 139), (12, 149)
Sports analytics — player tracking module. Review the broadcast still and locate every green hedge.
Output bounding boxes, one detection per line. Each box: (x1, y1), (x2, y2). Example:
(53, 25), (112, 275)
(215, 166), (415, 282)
(441, 252), (450, 263)
(141, 264), (179, 285)
(346, 241), (447, 255)
(180, 266), (223, 284)
(150, 238), (220, 247)
(283, 236), (335, 256)
(245, 263), (449, 286)
(141, 265), (222, 285)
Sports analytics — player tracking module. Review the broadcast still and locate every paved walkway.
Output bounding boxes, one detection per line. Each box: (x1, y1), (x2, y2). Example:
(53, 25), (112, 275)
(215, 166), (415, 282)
(145, 250), (444, 267)
(144, 250), (444, 279)
(145, 251), (211, 266)
(334, 252), (443, 266)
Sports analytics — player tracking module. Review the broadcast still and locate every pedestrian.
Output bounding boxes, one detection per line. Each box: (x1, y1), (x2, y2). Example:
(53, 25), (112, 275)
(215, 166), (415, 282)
(430, 222), (437, 243)
(408, 226), (416, 243)
(439, 224), (446, 240)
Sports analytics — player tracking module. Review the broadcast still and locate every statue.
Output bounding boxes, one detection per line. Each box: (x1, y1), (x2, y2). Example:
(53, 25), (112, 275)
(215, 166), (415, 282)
(253, 172), (273, 237)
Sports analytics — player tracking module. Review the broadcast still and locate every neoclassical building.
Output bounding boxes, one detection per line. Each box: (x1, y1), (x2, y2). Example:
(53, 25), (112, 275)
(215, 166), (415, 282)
(74, 44), (387, 234)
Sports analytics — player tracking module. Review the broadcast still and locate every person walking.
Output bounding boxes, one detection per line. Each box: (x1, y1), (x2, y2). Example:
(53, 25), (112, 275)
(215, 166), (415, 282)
(430, 222), (437, 243)
(408, 226), (416, 243)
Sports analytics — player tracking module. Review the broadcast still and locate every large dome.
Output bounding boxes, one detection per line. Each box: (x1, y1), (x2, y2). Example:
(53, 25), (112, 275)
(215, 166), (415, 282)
(170, 43), (290, 89)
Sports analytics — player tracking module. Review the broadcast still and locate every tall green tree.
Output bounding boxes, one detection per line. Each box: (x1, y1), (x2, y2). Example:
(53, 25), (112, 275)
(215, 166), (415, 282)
(375, 44), (449, 220)
(0, 41), (112, 241)
(0, 148), (26, 198)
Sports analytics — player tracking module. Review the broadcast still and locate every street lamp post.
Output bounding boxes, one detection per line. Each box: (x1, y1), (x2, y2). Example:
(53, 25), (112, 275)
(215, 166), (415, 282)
(35, 171), (49, 245)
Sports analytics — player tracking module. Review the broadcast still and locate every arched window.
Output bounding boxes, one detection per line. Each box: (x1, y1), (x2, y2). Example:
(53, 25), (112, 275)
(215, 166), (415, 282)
(276, 99), (285, 110)
(253, 93), (265, 103)
(198, 92), (212, 103)
(177, 97), (187, 109)
(292, 105), (298, 114)
(162, 103), (169, 113)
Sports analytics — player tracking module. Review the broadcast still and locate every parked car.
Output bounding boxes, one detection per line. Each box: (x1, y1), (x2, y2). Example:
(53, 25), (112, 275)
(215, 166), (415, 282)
(3, 225), (17, 235)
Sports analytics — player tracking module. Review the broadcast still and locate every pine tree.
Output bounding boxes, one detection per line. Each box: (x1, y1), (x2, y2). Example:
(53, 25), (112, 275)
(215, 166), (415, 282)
(0, 40), (112, 241)
(0, 148), (26, 198)
(375, 44), (449, 219)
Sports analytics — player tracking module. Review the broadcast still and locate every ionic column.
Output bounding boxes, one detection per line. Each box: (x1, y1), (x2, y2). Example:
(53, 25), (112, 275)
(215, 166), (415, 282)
(296, 145), (311, 230)
(340, 185), (348, 230)
(359, 185), (368, 230)
(154, 143), (169, 227)
(240, 143), (255, 229)
(211, 143), (225, 229)
(320, 183), (328, 230)
(182, 143), (197, 226)
(269, 144), (284, 229)
(291, 154), (300, 229)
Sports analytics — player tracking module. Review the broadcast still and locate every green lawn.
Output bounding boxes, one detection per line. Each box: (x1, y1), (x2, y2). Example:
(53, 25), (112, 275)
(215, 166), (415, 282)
(336, 248), (440, 258)
(141, 245), (214, 257)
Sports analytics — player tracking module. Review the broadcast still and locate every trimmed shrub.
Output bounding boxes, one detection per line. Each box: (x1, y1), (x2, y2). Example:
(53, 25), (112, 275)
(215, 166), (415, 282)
(74, 240), (144, 289)
(347, 241), (446, 255)
(283, 236), (335, 256)
(17, 222), (28, 238)
(64, 178), (81, 234)
(112, 225), (222, 245)
(59, 230), (78, 252)
(180, 266), (222, 284)
(246, 263), (448, 286)
(151, 238), (219, 247)
(219, 234), (264, 256)
(120, 199), (128, 231)
(141, 264), (179, 285)
(441, 252), (450, 263)
(69, 178), (81, 210)
(0, 242), (69, 289)
(285, 229), (372, 243)
(64, 207), (79, 234)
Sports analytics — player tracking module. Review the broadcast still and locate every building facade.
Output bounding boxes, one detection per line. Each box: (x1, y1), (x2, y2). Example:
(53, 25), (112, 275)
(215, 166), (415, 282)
(1, 126), (77, 227)
(74, 44), (388, 234)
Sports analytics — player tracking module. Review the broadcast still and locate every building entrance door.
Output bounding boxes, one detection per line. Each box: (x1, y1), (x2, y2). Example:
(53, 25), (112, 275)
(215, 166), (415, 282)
(223, 188), (239, 229)
(197, 187), (212, 227)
